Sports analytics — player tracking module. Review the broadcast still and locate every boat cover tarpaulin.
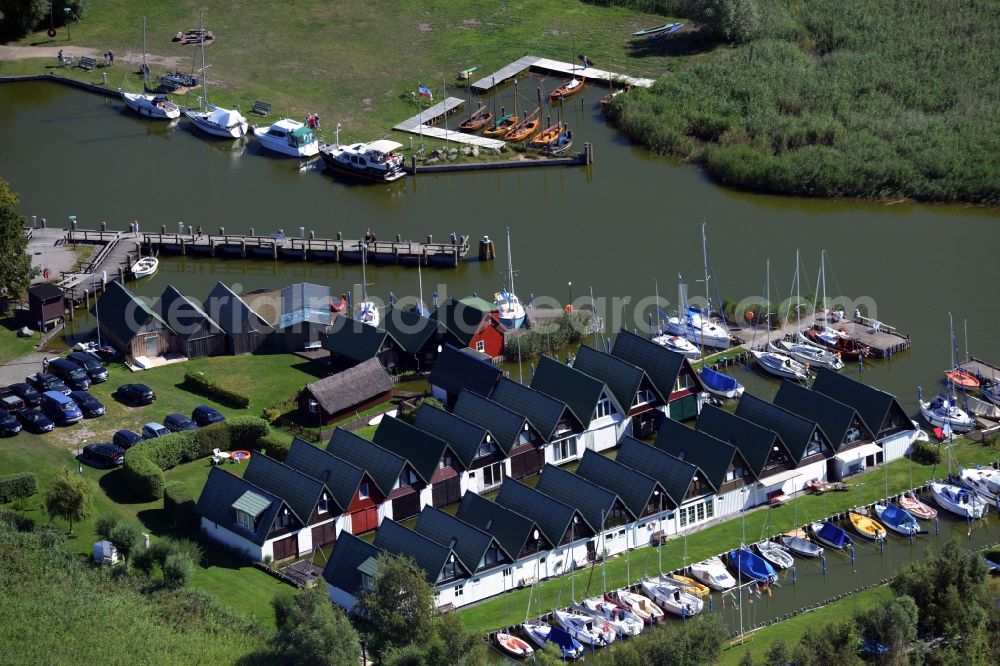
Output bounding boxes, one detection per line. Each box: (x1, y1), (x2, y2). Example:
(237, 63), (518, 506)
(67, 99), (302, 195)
(208, 107), (243, 127)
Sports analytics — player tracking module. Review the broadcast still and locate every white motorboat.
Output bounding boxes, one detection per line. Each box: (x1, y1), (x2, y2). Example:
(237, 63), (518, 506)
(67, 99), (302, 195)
(122, 92), (180, 120)
(779, 535), (824, 558)
(604, 589), (664, 625)
(929, 481), (988, 519)
(553, 609), (613, 647)
(494, 228), (525, 330)
(253, 118), (319, 157)
(688, 556), (737, 590)
(755, 539), (794, 569)
(130, 256), (158, 278)
(958, 467), (1000, 504)
(751, 349), (810, 382)
(652, 332), (701, 358)
(768, 339), (844, 371)
(354, 237), (379, 327)
(698, 366), (745, 399)
(640, 578), (703, 617)
(919, 394), (975, 433)
(572, 597), (643, 637)
(319, 138), (406, 182)
(186, 105), (248, 138)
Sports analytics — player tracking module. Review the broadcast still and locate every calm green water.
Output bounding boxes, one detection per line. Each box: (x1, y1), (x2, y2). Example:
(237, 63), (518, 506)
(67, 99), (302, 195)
(2, 79), (1000, 412)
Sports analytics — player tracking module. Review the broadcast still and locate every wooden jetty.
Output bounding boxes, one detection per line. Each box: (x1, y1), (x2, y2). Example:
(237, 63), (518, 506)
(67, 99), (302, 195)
(471, 55), (655, 92)
(734, 312), (911, 359)
(393, 97), (506, 150)
(958, 356), (1000, 383)
(56, 229), (138, 304)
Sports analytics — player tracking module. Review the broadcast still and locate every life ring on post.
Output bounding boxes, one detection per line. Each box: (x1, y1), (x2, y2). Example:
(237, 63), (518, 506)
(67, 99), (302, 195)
(745, 310), (755, 322)
(47, 28), (57, 38)
(42, 268), (51, 279)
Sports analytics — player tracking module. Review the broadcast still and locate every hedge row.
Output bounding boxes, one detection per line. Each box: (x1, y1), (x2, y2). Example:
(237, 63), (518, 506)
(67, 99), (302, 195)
(0, 472), (37, 504)
(123, 416), (270, 501)
(181, 372), (251, 409)
(163, 482), (199, 530)
(255, 433), (290, 462)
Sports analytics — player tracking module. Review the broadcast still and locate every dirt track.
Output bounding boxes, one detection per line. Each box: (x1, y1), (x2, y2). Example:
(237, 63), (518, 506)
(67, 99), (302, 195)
(0, 45), (186, 69)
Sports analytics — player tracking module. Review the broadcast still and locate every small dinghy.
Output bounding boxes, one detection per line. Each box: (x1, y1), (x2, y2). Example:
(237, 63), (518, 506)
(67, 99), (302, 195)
(945, 367), (980, 389)
(780, 534), (823, 558)
(604, 589), (664, 625)
(689, 556), (737, 590)
(810, 521), (853, 550)
(554, 609), (613, 647)
(668, 573), (710, 598)
(494, 632), (534, 659)
(848, 511), (886, 541)
(728, 545), (777, 584)
(521, 622), (582, 660)
(131, 256), (159, 278)
(755, 540), (794, 569)
(873, 503), (921, 537)
(698, 366), (745, 399)
(631, 22), (682, 37)
(898, 493), (938, 520)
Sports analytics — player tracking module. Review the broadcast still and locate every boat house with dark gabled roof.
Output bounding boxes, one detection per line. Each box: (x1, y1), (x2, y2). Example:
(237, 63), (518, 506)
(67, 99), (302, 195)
(382, 306), (441, 372)
(453, 390), (546, 480)
(204, 281), (273, 354)
(610, 328), (704, 422)
(298, 357), (394, 424)
(530, 355), (629, 455)
(491, 377), (585, 466)
(93, 281), (178, 364)
(428, 343), (502, 409)
(414, 403), (503, 495)
(615, 436), (715, 535)
(157, 285), (225, 358)
(433, 297), (505, 359)
(373, 518), (471, 609)
(572, 344), (667, 438)
(321, 318), (396, 372)
(326, 427), (424, 522)
(535, 463), (635, 541)
(373, 416), (466, 509)
(196, 466), (303, 562)
(284, 437), (384, 535)
(774, 382), (880, 480)
(575, 449), (673, 549)
(242, 452), (343, 554)
(323, 532), (383, 611)
(272, 282), (331, 352)
(811, 367), (917, 463)
(456, 492), (552, 569)
(654, 418), (752, 520)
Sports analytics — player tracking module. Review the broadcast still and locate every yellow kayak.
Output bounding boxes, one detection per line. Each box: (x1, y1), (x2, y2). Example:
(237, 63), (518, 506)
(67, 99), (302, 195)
(669, 573), (710, 597)
(849, 512), (886, 540)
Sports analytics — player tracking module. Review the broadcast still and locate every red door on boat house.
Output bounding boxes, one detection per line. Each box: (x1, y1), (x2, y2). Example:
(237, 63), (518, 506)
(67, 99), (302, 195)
(348, 473), (383, 535)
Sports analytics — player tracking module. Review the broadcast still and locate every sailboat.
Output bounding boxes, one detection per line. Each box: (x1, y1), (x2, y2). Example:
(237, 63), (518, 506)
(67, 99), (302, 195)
(930, 481), (988, 518)
(779, 534), (823, 558)
(698, 365), (745, 399)
(457, 101), (492, 133)
(183, 12), (248, 138)
(652, 332), (701, 358)
(553, 609), (613, 647)
(727, 545), (778, 584)
(505, 107), (541, 142)
(982, 381), (1000, 406)
(958, 467), (1000, 504)
(771, 253), (845, 370)
(494, 227), (525, 329)
(354, 240), (379, 327)
(664, 226), (731, 349)
(521, 622), (582, 660)
(810, 521), (853, 550)
(848, 511), (886, 541)
(920, 313), (976, 433)
(121, 17), (180, 120)
(754, 540), (794, 569)
(604, 589), (664, 625)
(640, 577), (704, 617)
(571, 597), (643, 637)
(898, 493), (938, 520)
(873, 503), (921, 536)
(751, 258), (810, 382)
(802, 250), (871, 359)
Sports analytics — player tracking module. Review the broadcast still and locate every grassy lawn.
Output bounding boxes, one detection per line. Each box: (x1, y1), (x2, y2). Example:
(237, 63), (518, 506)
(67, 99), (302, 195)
(0, 315), (39, 364)
(457, 438), (1000, 634)
(2, 1), (682, 143)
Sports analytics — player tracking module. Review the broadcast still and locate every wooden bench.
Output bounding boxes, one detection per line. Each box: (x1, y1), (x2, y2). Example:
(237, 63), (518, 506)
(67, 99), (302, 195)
(78, 56), (98, 71)
(252, 100), (272, 116)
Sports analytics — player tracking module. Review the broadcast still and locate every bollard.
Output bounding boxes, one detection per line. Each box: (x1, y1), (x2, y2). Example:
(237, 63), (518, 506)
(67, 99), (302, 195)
(935, 516), (940, 535)
(708, 594), (713, 612)
(310, 230), (315, 239)
(396, 233), (402, 242)
(219, 227), (225, 235)
(250, 228), (255, 237)
(879, 538), (884, 554)
(337, 231), (343, 240)
(821, 554), (827, 574)
(791, 566), (797, 585)
(300, 227), (305, 238)
(31, 215), (37, 228)
(850, 544), (856, 565)
(426, 234), (433, 244)
(102, 71), (107, 85)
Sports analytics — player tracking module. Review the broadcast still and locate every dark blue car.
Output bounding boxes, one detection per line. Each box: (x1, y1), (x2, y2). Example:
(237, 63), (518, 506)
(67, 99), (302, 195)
(0, 409), (22, 436)
(112, 430), (144, 450)
(69, 391), (105, 418)
(7, 383), (40, 408)
(192, 405), (225, 427)
(18, 408), (54, 433)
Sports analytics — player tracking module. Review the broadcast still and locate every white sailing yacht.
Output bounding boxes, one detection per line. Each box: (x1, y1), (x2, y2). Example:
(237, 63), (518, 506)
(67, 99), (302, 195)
(751, 258), (810, 382)
(121, 17), (180, 120)
(664, 225), (731, 349)
(183, 12), (248, 138)
(769, 250), (844, 370)
(919, 313), (975, 433)
(354, 239), (379, 327)
(494, 227), (525, 329)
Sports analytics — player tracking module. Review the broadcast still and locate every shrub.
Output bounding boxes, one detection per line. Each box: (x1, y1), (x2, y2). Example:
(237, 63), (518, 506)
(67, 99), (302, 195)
(0, 508), (35, 532)
(910, 440), (941, 465)
(256, 433), (290, 461)
(182, 372), (250, 408)
(123, 451), (165, 501)
(163, 482), (199, 530)
(226, 415), (270, 448)
(163, 552), (195, 589)
(0, 472), (37, 504)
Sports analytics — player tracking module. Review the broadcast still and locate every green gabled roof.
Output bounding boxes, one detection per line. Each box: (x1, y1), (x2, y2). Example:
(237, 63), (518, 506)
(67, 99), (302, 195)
(204, 281), (272, 335)
(414, 506), (512, 574)
(531, 355), (609, 429)
(496, 479), (582, 546)
(243, 452), (337, 521)
(433, 297), (490, 347)
(158, 285), (223, 340)
(413, 404), (490, 469)
(373, 519), (469, 584)
(322, 318), (387, 364)
(492, 378), (580, 442)
(575, 449), (664, 519)
(453, 390), (530, 456)
(573, 344), (657, 410)
(373, 416), (452, 483)
(736, 394), (832, 464)
(654, 418), (730, 492)
(382, 306), (438, 354)
(232, 490), (271, 518)
(611, 328), (700, 400)
(456, 492), (551, 560)
(459, 296), (496, 313)
(326, 427), (406, 497)
(695, 405), (788, 478)
(615, 437), (696, 508)
(811, 368), (910, 438)
(196, 467), (287, 546)
(428, 344), (502, 398)
(284, 437), (366, 511)
(323, 532), (382, 595)
(92, 281), (172, 345)
(536, 463), (633, 531)
(774, 382), (875, 452)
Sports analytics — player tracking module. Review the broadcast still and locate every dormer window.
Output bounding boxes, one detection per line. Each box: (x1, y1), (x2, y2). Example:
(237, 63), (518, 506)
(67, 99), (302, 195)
(318, 493), (330, 514)
(274, 508), (292, 529)
(595, 396), (616, 419)
(439, 452), (454, 469)
(632, 389), (655, 406)
(235, 509), (255, 531)
(475, 437), (497, 459)
(359, 482), (370, 500)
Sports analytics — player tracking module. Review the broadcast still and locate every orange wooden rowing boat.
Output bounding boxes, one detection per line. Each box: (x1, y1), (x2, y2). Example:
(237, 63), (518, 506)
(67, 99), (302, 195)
(483, 113), (516, 138)
(945, 367), (980, 389)
(457, 103), (493, 133)
(505, 108), (540, 142)
(549, 76), (585, 102)
(531, 121), (563, 149)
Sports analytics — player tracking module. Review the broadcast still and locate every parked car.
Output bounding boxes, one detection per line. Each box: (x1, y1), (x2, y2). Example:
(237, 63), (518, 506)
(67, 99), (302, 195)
(192, 405), (225, 427)
(47, 358), (91, 391)
(0, 409), (22, 436)
(163, 412), (198, 432)
(25, 373), (71, 396)
(40, 391), (83, 426)
(7, 383), (41, 407)
(113, 383), (156, 405)
(141, 422), (170, 440)
(112, 429), (144, 450)
(69, 390), (105, 418)
(66, 351), (109, 383)
(82, 443), (125, 467)
(18, 408), (54, 433)
(0, 393), (25, 413)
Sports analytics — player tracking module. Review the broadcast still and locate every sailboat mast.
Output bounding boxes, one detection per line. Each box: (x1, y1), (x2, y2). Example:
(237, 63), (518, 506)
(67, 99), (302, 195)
(417, 259), (425, 314)
(142, 16), (148, 86)
(702, 223), (711, 315)
(506, 227), (516, 296)
(964, 318), (969, 363)
(361, 240), (369, 303)
(794, 249), (800, 325)
(820, 250), (827, 321)
(654, 279), (661, 331)
(199, 10), (208, 104)
(765, 257), (770, 330)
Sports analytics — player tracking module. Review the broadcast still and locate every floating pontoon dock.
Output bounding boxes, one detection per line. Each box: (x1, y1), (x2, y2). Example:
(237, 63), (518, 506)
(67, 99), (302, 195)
(393, 97), (506, 150)
(471, 55), (655, 92)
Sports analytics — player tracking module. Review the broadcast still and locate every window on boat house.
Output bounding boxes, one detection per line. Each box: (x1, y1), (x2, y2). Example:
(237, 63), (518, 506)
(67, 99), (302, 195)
(318, 493), (330, 514)
(805, 432), (830, 457)
(595, 395), (616, 420)
(397, 468), (418, 489)
(440, 559), (460, 582)
(481, 462), (504, 489)
(453, 583), (465, 597)
(552, 438), (578, 463)
(235, 509), (255, 531)
(632, 389), (656, 407)
(439, 451), (455, 469)
(845, 426), (862, 444)
(358, 482), (370, 500)
(674, 372), (695, 393)
(480, 543), (507, 569)
(274, 509), (292, 530)
(360, 572), (374, 591)
(475, 439), (497, 459)
(725, 466), (747, 482)
(307, 398), (319, 415)
(475, 340), (485, 353)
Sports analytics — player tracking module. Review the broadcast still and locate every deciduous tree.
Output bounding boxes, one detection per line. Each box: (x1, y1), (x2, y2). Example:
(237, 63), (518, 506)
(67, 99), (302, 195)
(43, 469), (94, 534)
(0, 178), (32, 298)
(357, 553), (436, 655)
(271, 584), (360, 666)
(687, 0), (761, 44)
